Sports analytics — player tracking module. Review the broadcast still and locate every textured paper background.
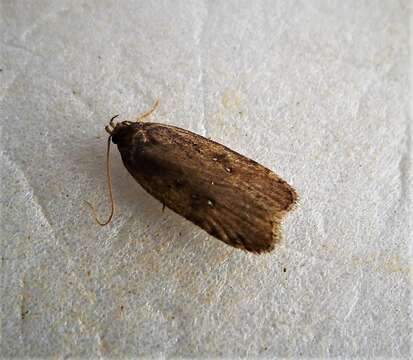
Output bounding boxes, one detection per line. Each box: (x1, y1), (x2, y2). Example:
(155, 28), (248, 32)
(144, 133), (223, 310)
(1, 0), (411, 358)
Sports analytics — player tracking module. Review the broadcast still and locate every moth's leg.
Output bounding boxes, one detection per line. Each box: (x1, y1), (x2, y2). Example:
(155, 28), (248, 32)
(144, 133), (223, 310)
(135, 99), (160, 122)
(162, 203), (166, 212)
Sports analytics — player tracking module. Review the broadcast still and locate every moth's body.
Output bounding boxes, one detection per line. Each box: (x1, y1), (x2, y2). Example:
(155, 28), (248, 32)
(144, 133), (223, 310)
(110, 121), (297, 254)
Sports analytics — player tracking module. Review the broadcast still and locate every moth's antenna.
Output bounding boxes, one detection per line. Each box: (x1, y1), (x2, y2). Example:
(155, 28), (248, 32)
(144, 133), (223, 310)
(135, 99), (160, 122)
(85, 136), (115, 226)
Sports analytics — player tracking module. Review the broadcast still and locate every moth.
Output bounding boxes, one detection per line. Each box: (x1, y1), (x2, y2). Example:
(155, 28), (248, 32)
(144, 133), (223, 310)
(88, 100), (297, 254)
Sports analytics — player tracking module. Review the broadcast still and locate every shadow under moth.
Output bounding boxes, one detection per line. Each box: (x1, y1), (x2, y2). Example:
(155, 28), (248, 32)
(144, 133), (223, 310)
(87, 100), (298, 254)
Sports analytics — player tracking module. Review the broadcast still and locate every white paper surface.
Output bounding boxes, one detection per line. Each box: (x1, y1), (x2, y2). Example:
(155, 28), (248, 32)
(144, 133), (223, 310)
(1, 0), (411, 358)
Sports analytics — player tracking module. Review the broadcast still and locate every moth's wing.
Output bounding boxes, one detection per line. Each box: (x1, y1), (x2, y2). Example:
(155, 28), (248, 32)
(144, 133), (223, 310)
(121, 123), (298, 254)
(183, 163), (297, 253)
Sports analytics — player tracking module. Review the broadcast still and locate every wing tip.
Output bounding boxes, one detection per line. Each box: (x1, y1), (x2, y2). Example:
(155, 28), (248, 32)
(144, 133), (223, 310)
(246, 184), (299, 255)
(201, 183), (299, 255)
(284, 182), (299, 212)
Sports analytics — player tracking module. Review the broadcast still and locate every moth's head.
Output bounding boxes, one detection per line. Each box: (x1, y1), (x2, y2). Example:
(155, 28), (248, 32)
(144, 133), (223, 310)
(105, 115), (140, 145)
(104, 100), (159, 145)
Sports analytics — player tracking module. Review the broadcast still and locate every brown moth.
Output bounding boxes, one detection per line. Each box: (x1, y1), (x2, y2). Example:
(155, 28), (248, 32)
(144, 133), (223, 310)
(88, 101), (298, 254)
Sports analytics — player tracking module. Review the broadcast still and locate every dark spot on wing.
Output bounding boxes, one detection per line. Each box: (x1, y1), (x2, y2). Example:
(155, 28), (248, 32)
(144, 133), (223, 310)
(174, 178), (185, 189)
(212, 153), (227, 162)
(209, 227), (220, 238)
(191, 143), (202, 153)
(190, 193), (203, 210)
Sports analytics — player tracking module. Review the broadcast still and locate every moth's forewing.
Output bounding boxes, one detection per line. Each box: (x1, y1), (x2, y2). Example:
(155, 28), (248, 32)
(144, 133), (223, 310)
(115, 123), (297, 254)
